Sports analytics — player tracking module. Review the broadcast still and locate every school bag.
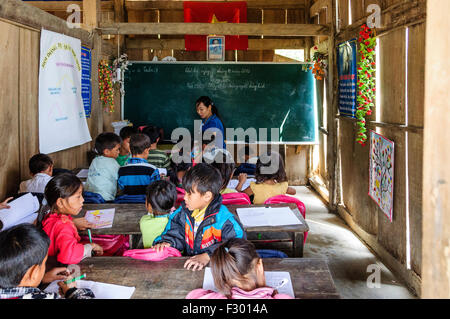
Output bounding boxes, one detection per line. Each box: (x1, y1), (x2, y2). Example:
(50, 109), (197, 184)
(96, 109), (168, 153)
(123, 246), (182, 261)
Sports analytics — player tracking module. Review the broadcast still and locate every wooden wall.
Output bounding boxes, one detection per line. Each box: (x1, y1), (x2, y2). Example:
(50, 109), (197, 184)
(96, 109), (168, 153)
(0, 0), (112, 199)
(309, 0), (426, 295)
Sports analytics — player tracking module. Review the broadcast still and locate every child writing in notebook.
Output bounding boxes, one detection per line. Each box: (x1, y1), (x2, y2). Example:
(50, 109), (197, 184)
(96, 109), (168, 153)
(241, 151), (296, 204)
(153, 163), (246, 271)
(140, 180), (177, 248)
(0, 224), (94, 299)
(116, 126), (137, 167)
(40, 173), (103, 265)
(19, 153), (54, 194)
(85, 132), (121, 201)
(186, 238), (293, 299)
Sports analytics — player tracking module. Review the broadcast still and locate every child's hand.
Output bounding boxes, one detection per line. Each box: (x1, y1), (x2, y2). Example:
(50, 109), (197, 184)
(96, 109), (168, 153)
(42, 267), (70, 284)
(73, 217), (95, 231)
(152, 242), (171, 253)
(0, 197), (13, 210)
(91, 243), (103, 256)
(57, 277), (77, 296)
(236, 173), (247, 192)
(184, 253), (210, 271)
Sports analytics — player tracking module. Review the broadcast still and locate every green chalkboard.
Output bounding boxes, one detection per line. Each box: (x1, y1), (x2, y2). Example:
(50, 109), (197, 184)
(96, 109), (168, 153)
(123, 62), (317, 143)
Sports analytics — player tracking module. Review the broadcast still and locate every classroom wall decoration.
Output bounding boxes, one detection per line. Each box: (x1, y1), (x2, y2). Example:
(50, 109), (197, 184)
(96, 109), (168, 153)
(39, 29), (92, 154)
(81, 46), (92, 118)
(368, 130), (395, 222)
(337, 38), (358, 119)
(98, 60), (115, 113)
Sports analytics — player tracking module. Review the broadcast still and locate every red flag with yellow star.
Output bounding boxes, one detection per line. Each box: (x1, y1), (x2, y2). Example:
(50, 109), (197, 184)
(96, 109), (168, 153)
(183, 1), (248, 51)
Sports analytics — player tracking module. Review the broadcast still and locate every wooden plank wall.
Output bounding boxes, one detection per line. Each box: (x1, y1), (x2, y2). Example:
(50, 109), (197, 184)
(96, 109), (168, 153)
(0, 0), (116, 199)
(313, 0), (426, 295)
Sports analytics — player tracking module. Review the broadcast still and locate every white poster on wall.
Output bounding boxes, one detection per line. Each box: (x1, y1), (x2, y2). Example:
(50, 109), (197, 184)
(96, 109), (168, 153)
(39, 29), (91, 154)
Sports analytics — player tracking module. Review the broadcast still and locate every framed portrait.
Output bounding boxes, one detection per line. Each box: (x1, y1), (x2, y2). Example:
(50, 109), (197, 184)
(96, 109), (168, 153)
(207, 36), (225, 61)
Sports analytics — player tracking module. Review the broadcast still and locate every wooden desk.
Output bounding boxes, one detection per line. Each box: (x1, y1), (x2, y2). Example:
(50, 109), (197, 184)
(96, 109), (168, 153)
(78, 257), (340, 299)
(77, 203), (309, 257)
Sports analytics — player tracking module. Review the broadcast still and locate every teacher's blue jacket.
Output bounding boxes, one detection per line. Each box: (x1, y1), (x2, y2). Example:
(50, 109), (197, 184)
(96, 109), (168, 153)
(201, 114), (226, 149)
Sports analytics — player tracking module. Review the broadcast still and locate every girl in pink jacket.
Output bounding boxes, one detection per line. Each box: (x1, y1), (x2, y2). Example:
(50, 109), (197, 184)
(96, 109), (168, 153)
(40, 173), (103, 265)
(186, 238), (293, 299)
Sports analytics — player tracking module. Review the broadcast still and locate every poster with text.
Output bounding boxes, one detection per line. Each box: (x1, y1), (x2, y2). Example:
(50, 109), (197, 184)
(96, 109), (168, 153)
(39, 29), (91, 154)
(337, 39), (357, 118)
(369, 130), (395, 222)
(81, 46), (92, 118)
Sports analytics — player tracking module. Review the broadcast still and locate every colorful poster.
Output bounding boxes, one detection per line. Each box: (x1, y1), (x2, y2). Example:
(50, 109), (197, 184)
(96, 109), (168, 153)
(81, 46), (92, 118)
(39, 29), (92, 154)
(368, 130), (395, 221)
(337, 39), (357, 118)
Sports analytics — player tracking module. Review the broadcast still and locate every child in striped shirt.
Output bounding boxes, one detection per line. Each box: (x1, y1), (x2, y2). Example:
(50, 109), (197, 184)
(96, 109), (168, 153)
(143, 125), (171, 169)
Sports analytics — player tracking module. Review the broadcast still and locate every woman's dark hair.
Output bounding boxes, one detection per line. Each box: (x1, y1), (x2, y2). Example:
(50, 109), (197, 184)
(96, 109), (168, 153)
(205, 150), (236, 191)
(146, 180), (177, 215)
(94, 132), (121, 155)
(196, 96), (222, 123)
(29, 153), (53, 175)
(211, 238), (261, 298)
(182, 163), (222, 197)
(0, 224), (51, 288)
(38, 173), (82, 228)
(130, 133), (151, 155)
(255, 151), (287, 184)
(168, 160), (192, 186)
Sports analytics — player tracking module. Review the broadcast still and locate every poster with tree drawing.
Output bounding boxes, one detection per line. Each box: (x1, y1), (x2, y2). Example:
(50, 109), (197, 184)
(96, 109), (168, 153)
(368, 130), (394, 221)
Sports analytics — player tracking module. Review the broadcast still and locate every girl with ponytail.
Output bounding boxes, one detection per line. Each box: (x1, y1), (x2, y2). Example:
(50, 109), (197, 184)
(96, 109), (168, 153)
(186, 238), (293, 299)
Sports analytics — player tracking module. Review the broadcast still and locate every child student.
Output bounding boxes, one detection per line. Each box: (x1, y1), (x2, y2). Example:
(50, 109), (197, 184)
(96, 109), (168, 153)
(117, 126), (137, 167)
(153, 163), (246, 271)
(234, 145), (257, 176)
(118, 133), (160, 196)
(186, 238), (293, 299)
(19, 153), (54, 194)
(142, 125), (171, 170)
(84, 132), (121, 201)
(40, 173), (103, 265)
(0, 224), (95, 299)
(241, 151), (296, 204)
(168, 160), (192, 188)
(140, 180), (177, 248)
(206, 150), (246, 194)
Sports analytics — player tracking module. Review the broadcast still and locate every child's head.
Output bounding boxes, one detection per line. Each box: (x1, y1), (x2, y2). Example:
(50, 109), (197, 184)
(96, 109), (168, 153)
(95, 132), (121, 158)
(255, 151), (287, 184)
(211, 238), (265, 297)
(44, 173), (84, 216)
(206, 150), (235, 191)
(119, 126), (137, 154)
(142, 125), (161, 146)
(29, 153), (53, 176)
(146, 180), (177, 215)
(169, 160), (192, 186)
(0, 224), (50, 288)
(182, 163), (222, 211)
(129, 133), (152, 157)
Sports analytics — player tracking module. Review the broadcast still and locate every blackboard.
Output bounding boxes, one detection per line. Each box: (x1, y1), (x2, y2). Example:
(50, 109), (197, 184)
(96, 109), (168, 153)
(123, 62), (318, 143)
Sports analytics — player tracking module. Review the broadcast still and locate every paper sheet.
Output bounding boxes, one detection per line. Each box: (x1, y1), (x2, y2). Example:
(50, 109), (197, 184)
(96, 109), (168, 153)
(0, 193), (40, 231)
(76, 169), (89, 179)
(203, 267), (295, 298)
(85, 208), (115, 229)
(158, 168), (167, 176)
(227, 178), (256, 191)
(44, 280), (135, 299)
(236, 207), (302, 227)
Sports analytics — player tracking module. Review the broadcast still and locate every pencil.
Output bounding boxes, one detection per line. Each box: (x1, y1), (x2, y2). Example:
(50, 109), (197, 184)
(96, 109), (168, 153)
(87, 229), (92, 243)
(64, 273), (86, 284)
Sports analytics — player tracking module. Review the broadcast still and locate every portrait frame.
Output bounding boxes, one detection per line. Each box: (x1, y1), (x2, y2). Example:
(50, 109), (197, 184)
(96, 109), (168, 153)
(207, 36), (225, 61)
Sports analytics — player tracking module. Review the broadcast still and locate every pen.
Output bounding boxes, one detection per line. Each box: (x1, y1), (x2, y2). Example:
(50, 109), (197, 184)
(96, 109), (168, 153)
(87, 228), (92, 243)
(64, 273), (86, 284)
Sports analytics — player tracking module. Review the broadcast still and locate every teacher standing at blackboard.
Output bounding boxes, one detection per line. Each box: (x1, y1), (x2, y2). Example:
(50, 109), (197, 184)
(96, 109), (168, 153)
(196, 96), (226, 149)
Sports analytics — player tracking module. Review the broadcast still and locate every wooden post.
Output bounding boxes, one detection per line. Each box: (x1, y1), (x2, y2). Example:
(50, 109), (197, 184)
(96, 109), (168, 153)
(326, 0), (338, 211)
(422, 0), (450, 298)
(114, 0), (125, 49)
(83, 0), (101, 30)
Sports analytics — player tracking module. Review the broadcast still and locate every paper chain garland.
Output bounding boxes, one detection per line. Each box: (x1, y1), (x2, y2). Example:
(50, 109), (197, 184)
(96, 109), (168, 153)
(356, 24), (377, 145)
(98, 60), (115, 113)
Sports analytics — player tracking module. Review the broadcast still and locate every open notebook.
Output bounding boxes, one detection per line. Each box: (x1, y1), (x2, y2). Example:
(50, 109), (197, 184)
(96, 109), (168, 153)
(44, 280), (135, 299)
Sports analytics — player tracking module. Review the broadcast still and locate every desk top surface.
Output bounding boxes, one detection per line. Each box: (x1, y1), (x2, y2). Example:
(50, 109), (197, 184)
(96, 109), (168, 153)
(78, 257), (339, 299)
(76, 203), (309, 235)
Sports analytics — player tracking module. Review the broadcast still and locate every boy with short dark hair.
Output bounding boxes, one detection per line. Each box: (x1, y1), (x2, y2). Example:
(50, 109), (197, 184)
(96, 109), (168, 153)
(140, 180), (177, 248)
(19, 153), (54, 194)
(85, 132), (122, 201)
(117, 126), (137, 166)
(117, 133), (160, 196)
(0, 224), (94, 299)
(153, 163), (246, 271)
(143, 125), (171, 169)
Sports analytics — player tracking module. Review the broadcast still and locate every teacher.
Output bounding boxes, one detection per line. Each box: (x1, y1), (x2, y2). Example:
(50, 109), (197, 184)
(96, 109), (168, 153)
(195, 96), (226, 149)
